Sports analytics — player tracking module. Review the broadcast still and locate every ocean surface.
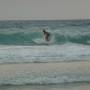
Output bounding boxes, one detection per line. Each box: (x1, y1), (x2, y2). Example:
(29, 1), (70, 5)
(0, 20), (90, 89)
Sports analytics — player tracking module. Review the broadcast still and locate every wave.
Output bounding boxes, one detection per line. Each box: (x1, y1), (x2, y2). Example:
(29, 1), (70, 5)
(0, 29), (90, 45)
(0, 73), (90, 86)
(0, 20), (90, 29)
(0, 44), (90, 63)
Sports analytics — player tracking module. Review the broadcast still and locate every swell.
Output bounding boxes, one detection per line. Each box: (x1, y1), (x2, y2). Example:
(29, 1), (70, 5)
(0, 32), (42, 45)
(0, 20), (90, 29)
(0, 31), (90, 45)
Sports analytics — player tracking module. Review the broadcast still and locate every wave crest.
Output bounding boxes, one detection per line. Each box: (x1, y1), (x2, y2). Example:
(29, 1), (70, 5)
(0, 30), (90, 45)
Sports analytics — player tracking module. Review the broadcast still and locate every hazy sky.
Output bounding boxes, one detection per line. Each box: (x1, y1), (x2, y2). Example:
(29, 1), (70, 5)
(0, 0), (90, 20)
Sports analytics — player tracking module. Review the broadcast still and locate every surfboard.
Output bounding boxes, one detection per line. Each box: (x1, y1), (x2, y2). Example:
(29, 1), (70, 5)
(33, 38), (50, 45)
(33, 35), (55, 45)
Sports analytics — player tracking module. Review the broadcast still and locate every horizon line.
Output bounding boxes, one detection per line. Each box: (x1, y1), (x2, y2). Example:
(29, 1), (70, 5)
(0, 18), (90, 21)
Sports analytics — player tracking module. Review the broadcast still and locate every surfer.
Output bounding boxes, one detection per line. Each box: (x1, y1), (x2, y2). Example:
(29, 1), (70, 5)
(43, 29), (50, 41)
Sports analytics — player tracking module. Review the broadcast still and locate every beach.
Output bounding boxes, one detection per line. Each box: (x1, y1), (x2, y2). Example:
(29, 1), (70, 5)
(0, 61), (90, 74)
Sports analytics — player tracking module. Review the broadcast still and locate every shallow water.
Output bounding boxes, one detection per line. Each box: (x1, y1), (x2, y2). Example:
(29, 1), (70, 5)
(1, 84), (90, 90)
(0, 62), (90, 86)
(0, 44), (90, 64)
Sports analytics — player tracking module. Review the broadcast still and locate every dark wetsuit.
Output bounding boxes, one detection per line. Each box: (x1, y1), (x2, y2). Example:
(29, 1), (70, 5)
(43, 30), (50, 41)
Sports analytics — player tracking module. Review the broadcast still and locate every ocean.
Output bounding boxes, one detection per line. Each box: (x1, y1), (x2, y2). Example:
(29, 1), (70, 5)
(0, 20), (90, 90)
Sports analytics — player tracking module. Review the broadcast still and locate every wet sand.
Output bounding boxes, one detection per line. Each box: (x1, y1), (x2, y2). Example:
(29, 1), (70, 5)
(0, 61), (90, 75)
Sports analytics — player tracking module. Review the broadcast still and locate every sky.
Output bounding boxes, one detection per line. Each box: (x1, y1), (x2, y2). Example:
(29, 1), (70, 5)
(0, 0), (90, 20)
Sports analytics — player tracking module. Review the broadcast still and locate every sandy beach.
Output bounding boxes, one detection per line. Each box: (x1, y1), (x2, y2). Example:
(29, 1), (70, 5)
(0, 61), (90, 75)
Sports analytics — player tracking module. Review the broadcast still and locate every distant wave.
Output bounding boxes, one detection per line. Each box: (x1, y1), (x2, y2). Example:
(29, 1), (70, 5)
(0, 20), (90, 29)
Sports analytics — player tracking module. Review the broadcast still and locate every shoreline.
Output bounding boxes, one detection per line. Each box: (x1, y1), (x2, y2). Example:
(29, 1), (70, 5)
(0, 61), (90, 90)
(0, 83), (90, 90)
(0, 61), (90, 75)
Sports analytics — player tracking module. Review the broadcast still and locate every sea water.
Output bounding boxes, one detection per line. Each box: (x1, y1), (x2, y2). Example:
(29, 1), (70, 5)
(0, 20), (90, 89)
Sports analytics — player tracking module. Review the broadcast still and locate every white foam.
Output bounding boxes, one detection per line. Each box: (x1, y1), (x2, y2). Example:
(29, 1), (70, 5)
(0, 71), (90, 85)
(0, 43), (90, 63)
(33, 35), (55, 45)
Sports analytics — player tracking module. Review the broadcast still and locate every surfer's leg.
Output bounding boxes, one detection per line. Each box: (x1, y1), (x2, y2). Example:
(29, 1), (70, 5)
(46, 36), (49, 41)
